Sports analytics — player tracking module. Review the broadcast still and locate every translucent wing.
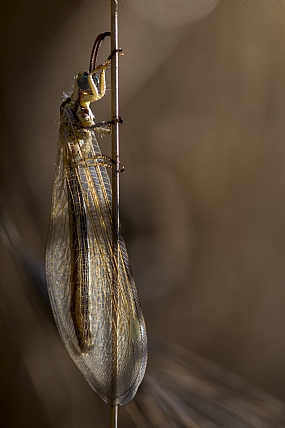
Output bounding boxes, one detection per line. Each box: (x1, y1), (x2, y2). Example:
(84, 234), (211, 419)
(46, 103), (148, 406)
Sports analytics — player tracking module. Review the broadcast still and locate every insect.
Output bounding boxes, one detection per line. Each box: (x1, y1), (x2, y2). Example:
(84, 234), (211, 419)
(46, 32), (148, 407)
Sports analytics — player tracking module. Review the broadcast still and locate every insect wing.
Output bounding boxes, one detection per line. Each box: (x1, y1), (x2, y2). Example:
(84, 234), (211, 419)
(46, 104), (148, 406)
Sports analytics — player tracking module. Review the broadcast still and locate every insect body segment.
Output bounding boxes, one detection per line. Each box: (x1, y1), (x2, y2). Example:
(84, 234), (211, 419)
(46, 34), (148, 407)
(68, 161), (92, 351)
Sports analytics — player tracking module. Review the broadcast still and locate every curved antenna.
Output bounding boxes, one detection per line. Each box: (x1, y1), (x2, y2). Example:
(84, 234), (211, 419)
(89, 31), (111, 73)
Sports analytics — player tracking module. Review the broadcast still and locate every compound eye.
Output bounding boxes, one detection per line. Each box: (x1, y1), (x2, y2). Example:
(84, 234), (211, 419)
(77, 75), (90, 90)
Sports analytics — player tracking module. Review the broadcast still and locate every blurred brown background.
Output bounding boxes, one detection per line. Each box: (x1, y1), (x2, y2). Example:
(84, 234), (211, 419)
(2, 1), (285, 426)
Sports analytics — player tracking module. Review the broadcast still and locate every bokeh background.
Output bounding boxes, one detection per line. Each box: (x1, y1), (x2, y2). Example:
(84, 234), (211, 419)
(2, 1), (285, 426)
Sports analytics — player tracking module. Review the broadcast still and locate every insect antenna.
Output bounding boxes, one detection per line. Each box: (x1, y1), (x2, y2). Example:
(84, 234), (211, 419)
(89, 31), (111, 73)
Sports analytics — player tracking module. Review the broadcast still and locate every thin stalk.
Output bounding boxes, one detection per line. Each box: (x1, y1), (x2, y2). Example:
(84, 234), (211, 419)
(110, 0), (119, 427)
(110, 405), (118, 428)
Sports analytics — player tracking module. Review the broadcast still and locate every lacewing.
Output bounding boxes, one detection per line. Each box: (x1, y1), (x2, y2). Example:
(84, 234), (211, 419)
(46, 33), (147, 407)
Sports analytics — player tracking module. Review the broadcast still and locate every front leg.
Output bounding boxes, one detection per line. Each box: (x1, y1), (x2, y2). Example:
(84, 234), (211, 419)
(88, 59), (111, 102)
